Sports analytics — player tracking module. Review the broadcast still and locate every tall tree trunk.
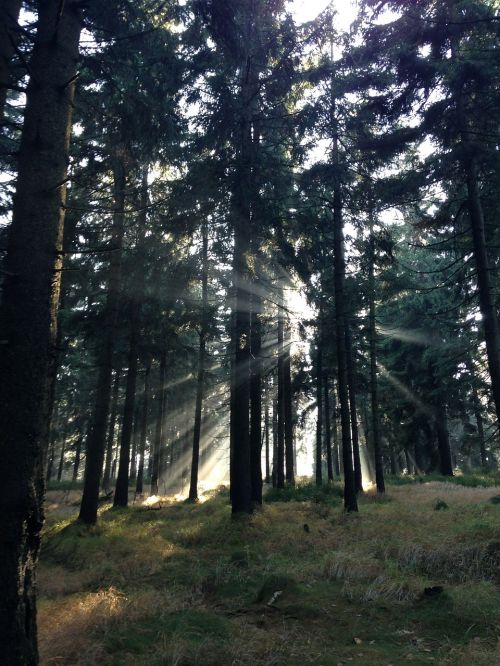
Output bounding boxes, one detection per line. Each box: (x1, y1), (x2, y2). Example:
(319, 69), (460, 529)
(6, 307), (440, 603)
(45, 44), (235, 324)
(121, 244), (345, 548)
(0, 2), (82, 659)
(102, 367), (121, 491)
(315, 344), (323, 485)
(250, 286), (263, 504)
(272, 392), (278, 488)
(276, 291), (285, 489)
(114, 167), (148, 507)
(230, 53), (254, 514)
(79, 151), (126, 524)
(284, 318), (294, 486)
(368, 214), (385, 492)
(345, 323), (362, 493)
(129, 406), (139, 484)
(323, 373), (334, 482)
(332, 134), (358, 512)
(456, 81), (500, 427)
(331, 384), (340, 477)
(150, 350), (166, 496)
(136, 360), (151, 495)
(189, 220), (209, 501)
(0, 0), (22, 127)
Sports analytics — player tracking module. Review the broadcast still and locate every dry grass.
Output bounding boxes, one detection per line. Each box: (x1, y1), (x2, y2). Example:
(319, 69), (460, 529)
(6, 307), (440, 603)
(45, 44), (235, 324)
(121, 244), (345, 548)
(38, 479), (500, 665)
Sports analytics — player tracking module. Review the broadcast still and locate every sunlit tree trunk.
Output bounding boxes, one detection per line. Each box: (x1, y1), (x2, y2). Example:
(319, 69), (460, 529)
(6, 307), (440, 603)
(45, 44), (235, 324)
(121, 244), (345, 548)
(250, 286), (263, 504)
(57, 425), (68, 482)
(264, 399), (270, 484)
(276, 290), (285, 489)
(345, 323), (362, 493)
(79, 151), (126, 524)
(102, 367), (121, 491)
(0, 1), (82, 658)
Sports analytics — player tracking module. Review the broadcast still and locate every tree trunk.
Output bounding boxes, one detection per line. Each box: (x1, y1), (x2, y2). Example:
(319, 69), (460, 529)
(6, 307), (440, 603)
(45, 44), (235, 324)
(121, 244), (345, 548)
(136, 360), (151, 495)
(129, 405), (140, 484)
(332, 132), (358, 512)
(264, 399), (270, 484)
(368, 214), (385, 492)
(0, 0), (22, 126)
(315, 344), (323, 485)
(272, 393), (278, 488)
(114, 167), (148, 507)
(436, 404), (453, 476)
(79, 151), (126, 524)
(0, 2), (82, 659)
(189, 220), (208, 502)
(284, 318), (294, 486)
(250, 287), (263, 504)
(331, 384), (340, 477)
(72, 425), (86, 484)
(276, 291), (285, 489)
(323, 373), (334, 482)
(102, 367), (121, 491)
(345, 323), (362, 493)
(472, 384), (487, 468)
(150, 350), (167, 496)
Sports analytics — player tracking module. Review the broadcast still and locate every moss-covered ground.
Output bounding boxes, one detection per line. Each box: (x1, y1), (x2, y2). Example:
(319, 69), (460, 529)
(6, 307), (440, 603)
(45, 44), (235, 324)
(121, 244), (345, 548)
(38, 478), (500, 665)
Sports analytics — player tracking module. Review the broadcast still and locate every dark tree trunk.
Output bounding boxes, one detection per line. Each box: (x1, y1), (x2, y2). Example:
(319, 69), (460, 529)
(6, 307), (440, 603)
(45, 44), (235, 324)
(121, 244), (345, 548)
(102, 367), (121, 491)
(250, 288), (263, 504)
(114, 167), (148, 507)
(331, 385), (340, 477)
(368, 215), (385, 492)
(0, 2), (82, 659)
(150, 350), (167, 496)
(332, 133), (358, 512)
(323, 374), (334, 482)
(345, 323), (362, 493)
(189, 221), (208, 502)
(272, 393), (278, 488)
(230, 51), (254, 515)
(264, 399), (270, 484)
(79, 152), (126, 524)
(456, 83), (500, 427)
(136, 360), (151, 495)
(315, 344), (323, 485)
(284, 319), (294, 486)
(0, 0), (22, 126)
(276, 292), (285, 489)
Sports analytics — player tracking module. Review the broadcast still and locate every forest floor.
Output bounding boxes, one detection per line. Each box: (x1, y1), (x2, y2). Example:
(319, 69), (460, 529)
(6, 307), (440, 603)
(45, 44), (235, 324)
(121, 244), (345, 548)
(38, 478), (500, 665)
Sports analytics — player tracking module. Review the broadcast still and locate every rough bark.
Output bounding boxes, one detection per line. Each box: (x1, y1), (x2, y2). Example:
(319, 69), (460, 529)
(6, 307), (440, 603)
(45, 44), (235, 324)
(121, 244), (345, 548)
(79, 152), (126, 524)
(0, 1), (82, 659)
(264, 399), (270, 484)
(345, 323), (362, 493)
(436, 404), (453, 476)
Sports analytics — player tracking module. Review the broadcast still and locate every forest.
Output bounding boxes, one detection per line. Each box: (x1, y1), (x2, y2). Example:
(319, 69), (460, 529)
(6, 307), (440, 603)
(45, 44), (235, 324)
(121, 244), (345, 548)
(0, 0), (499, 664)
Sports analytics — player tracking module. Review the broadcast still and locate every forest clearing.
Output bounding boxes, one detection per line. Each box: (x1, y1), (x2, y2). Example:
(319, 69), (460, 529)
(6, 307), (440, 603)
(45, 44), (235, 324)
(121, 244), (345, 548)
(38, 479), (500, 665)
(1, 0), (499, 663)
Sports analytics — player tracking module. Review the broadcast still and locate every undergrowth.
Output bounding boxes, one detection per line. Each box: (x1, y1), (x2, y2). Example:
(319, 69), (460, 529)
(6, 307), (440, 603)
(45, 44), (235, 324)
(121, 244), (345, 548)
(38, 477), (500, 665)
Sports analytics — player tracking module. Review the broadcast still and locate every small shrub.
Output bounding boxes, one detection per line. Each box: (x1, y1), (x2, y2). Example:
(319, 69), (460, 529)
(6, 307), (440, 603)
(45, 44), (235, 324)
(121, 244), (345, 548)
(265, 481), (342, 505)
(433, 499), (449, 511)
